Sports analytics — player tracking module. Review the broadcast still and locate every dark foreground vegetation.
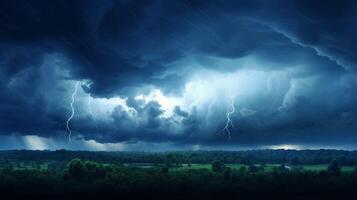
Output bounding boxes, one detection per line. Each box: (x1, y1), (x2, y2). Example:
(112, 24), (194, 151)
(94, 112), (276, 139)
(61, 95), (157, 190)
(1, 149), (357, 199)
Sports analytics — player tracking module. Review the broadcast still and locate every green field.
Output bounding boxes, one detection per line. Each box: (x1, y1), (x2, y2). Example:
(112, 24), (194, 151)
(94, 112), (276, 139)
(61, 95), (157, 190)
(172, 163), (280, 172)
(302, 164), (354, 172)
(170, 163), (355, 172)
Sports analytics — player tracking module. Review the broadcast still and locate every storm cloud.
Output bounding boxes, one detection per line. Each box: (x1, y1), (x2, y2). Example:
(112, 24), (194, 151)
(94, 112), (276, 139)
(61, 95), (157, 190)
(1, 0), (357, 150)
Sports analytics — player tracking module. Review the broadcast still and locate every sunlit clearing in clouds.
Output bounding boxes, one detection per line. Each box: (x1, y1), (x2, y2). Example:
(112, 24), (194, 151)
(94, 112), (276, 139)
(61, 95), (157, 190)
(135, 89), (182, 117)
(266, 144), (301, 150)
(92, 69), (290, 119)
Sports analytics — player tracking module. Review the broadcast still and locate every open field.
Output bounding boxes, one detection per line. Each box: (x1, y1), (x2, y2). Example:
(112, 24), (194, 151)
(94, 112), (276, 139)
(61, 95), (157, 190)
(2, 149), (357, 174)
(125, 163), (356, 172)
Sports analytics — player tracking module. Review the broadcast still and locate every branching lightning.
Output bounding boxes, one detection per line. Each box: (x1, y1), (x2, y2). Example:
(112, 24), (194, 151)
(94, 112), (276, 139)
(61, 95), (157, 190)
(221, 95), (236, 139)
(65, 81), (80, 146)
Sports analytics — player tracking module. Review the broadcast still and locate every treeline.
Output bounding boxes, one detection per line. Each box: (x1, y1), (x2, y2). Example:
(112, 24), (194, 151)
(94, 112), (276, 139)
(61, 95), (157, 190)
(1, 149), (357, 165)
(0, 159), (357, 199)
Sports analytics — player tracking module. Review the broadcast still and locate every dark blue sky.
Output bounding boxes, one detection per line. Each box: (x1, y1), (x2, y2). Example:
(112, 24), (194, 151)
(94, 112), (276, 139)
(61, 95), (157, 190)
(1, 0), (357, 150)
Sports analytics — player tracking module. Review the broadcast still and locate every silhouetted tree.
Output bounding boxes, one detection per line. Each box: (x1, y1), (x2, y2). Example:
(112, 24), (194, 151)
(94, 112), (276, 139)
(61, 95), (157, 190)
(162, 167), (169, 173)
(248, 164), (259, 173)
(239, 166), (247, 172)
(224, 167), (232, 179)
(211, 160), (225, 172)
(68, 158), (85, 181)
(278, 164), (289, 172)
(327, 160), (341, 176)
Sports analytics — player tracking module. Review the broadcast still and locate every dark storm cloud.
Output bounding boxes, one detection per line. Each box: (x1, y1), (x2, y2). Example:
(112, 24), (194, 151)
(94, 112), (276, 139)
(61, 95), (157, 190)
(174, 106), (189, 118)
(1, 0), (354, 92)
(1, 0), (357, 148)
(0, 0), (336, 96)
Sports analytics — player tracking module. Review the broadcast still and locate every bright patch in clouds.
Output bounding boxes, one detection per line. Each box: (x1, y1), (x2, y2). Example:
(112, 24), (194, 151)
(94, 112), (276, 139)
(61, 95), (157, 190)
(135, 89), (182, 117)
(73, 68), (291, 122)
(23, 135), (50, 150)
(267, 144), (302, 150)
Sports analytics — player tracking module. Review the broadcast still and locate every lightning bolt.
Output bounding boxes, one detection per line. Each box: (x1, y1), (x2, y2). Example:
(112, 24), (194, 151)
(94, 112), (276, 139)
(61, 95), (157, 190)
(65, 81), (80, 146)
(221, 95), (235, 139)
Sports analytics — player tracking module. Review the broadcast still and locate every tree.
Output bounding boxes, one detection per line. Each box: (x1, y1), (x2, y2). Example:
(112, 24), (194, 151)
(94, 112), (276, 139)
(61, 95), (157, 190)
(211, 160), (225, 172)
(224, 167), (232, 179)
(68, 158), (85, 181)
(327, 160), (341, 176)
(248, 164), (259, 173)
(166, 154), (174, 167)
(94, 165), (106, 179)
(239, 166), (247, 172)
(162, 167), (169, 173)
(278, 164), (289, 172)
